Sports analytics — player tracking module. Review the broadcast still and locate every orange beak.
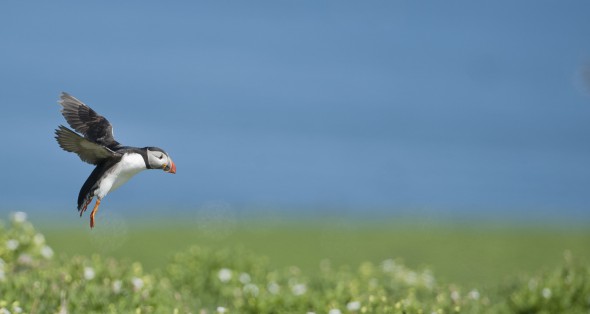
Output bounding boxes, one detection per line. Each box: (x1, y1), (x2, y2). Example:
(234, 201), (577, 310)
(166, 159), (176, 174)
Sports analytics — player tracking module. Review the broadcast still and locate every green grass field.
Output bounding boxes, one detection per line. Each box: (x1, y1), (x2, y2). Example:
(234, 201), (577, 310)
(37, 216), (590, 287)
(2, 213), (590, 313)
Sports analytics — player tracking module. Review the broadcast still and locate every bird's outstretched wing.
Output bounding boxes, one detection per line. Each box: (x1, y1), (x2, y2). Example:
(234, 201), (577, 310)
(55, 125), (119, 165)
(59, 92), (120, 148)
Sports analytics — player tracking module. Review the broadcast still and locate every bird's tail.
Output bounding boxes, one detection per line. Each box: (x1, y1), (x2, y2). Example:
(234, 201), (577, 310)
(79, 194), (93, 216)
(77, 163), (107, 213)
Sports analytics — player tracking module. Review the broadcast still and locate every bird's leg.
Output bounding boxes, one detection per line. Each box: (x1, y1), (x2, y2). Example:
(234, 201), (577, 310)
(89, 198), (101, 229)
(80, 196), (93, 217)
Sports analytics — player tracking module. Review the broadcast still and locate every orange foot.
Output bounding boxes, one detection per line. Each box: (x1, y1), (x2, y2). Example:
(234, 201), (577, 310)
(80, 196), (93, 217)
(89, 199), (101, 229)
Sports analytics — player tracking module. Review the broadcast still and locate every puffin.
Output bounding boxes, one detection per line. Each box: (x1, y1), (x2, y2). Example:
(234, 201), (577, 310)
(54, 92), (176, 228)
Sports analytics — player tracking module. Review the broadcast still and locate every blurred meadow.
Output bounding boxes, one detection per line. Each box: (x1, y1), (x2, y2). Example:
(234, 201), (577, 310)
(38, 216), (590, 287)
(2, 213), (590, 313)
(2, 1), (590, 313)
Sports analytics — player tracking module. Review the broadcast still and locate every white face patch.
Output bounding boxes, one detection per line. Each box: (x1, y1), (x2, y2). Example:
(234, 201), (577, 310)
(147, 149), (169, 169)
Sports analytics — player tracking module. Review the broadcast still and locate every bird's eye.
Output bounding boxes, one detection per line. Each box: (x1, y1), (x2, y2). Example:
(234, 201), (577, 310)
(158, 155), (163, 160)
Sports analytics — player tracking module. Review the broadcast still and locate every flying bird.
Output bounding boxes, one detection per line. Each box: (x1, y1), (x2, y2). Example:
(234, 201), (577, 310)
(54, 92), (176, 228)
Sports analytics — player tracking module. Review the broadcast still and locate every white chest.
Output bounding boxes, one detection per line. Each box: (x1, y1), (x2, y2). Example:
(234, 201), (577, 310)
(95, 153), (147, 199)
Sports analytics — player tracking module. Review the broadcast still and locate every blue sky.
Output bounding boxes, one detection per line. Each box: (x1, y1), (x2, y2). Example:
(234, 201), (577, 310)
(1, 1), (590, 219)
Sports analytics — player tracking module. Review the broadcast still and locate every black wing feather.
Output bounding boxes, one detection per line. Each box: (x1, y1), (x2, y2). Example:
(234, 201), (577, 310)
(55, 125), (119, 165)
(59, 92), (121, 149)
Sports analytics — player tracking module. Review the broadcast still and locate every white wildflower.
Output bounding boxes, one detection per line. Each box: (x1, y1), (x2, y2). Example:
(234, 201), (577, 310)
(267, 281), (280, 295)
(218, 268), (232, 283)
(112, 280), (122, 294)
(6, 239), (19, 251)
(382, 259), (396, 272)
(17, 254), (32, 265)
(468, 289), (480, 300)
(421, 271), (435, 289)
(216, 306), (227, 313)
(292, 283), (307, 296)
(131, 277), (144, 291)
(83, 267), (95, 280)
(450, 290), (460, 302)
(33, 233), (45, 245)
(58, 290), (67, 314)
(542, 288), (552, 299)
(12, 212), (27, 223)
(12, 307), (22, 314)
(243, 283), (259, 297)
(239, 272), (251, 284)
(328, 309), (342, 314)
(41, 246), (54, 259)
(0, 308), (10, 314)
(405, 271), (418, 285)
(347, 301), (361, 311)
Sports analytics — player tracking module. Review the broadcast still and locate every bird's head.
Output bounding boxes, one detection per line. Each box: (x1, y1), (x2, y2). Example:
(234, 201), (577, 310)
(145, 147), (176, 174)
